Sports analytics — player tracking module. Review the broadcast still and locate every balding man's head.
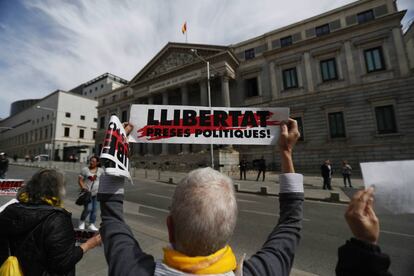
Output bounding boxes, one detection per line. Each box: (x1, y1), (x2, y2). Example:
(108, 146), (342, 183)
(169, 167), (238, 256)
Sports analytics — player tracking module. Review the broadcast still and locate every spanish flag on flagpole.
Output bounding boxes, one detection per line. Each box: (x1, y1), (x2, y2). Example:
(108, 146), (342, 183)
(182, 21), (187, 43)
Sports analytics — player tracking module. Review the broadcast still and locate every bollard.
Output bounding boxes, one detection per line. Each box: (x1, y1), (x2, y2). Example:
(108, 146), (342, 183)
(168, 178), (174, 184)
(234, 184), (239, 192)
(145, 169), (148, 179)
(330, 192), (340, 202)
(260, 187), (268, 195)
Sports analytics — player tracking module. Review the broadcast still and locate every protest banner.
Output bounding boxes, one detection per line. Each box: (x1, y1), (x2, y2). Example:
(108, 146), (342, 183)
(0, 179), (24, 196)
(74, 229), (98, 244)
(129, 105), (289, 145)
(361, 160), (414, 214)
(100, 115), (131, 179)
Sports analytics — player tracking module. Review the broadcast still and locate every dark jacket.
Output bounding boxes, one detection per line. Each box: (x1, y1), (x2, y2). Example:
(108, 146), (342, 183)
(0, 203), (83, 276)
(320, 164), (333, 178)
(97, 175), (304, 275)
(336, 238), (392, 276)
(0, 158), (8, 172)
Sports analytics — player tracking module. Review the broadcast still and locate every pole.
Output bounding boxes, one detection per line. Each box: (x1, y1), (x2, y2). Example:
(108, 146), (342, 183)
(50, 111), (55, 161)
(207, 61), (214, 169)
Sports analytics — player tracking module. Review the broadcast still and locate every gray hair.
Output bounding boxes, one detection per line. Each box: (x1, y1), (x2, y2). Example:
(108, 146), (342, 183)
(170, 167), (238, 256)
(17, 169), (66, 203)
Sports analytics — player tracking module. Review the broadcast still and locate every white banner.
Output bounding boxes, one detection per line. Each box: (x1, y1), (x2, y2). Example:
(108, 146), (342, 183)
(100, 116), (131, 179)
(129, 105), (289, 145)
(361, 160), (414, 214)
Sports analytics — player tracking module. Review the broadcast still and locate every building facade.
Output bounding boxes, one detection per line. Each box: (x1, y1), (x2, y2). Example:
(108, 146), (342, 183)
(92, 0), (413, 172)
(0, 91), (98, 162)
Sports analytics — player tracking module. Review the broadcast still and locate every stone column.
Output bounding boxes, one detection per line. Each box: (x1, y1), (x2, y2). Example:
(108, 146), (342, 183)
(146, 96), (154, 156)
(199, 80), (208, 106)
(221, 76), (231, 107)
(221, 76), (233, 150)
(180, 85), (190, 154)
(181, 85), (189, 105)
(392, 27), (410, 76)
(161, 92), (168, 155)
(269, 61), (279, 99)
(303, 52), (315, 93)
(344, 41), (357, 84)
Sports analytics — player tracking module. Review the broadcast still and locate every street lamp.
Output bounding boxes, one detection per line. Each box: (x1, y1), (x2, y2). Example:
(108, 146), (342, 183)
(191, 49), (214, 169)
(36, 105), (56, 161)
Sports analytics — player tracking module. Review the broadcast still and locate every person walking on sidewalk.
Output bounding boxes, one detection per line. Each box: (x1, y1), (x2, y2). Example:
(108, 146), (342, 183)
(78, 156), (104, 231)
(341, 160), (353, 188)
(0, 169), (101, 276)
(98, 119), (304, 275)
(321, 159), (333, 190)
(239, 158), (248, 180)
(256, 156), (266, 181)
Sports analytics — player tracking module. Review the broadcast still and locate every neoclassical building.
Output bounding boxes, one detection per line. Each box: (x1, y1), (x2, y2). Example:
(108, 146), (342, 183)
(96, 0), (414, 173)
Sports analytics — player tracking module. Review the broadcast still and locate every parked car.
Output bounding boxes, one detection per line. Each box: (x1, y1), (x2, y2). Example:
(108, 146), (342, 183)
(33, 154), (49, 161)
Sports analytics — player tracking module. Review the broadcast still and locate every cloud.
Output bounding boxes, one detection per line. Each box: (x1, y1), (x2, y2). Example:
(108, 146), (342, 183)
(0, 0), (412, 119)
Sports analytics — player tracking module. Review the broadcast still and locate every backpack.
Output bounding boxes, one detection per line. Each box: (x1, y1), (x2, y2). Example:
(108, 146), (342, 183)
(0, 209), (57, 276)
(0, 242), (23, 276)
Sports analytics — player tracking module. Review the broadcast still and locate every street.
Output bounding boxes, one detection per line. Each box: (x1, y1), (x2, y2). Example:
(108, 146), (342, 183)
(3, 165), (414, 275)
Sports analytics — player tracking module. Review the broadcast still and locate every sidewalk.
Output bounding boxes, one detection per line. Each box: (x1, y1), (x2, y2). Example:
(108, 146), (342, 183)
(129, 168), (362, 204)
(11, 160), (363, 203)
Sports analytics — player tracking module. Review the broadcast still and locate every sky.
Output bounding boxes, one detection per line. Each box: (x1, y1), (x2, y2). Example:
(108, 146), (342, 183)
(0, 0), (413, 120)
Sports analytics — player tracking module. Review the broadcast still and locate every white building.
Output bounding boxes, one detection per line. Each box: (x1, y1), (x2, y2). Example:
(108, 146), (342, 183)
(0, 90), (98, 162)
(70, 73), (128, 100)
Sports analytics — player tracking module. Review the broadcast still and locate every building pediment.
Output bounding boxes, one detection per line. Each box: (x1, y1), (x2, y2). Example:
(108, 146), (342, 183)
(130, 42), (230, 85)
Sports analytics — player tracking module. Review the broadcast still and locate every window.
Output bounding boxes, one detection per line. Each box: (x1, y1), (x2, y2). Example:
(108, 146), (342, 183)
(328, 112), (346, 138)
(47, 114), (49, 120)
(315, 24), (330, 37)
(123, 91), (128, 98)
(112, 95), (117, 102)
(89, 89), (92, 93)
(121, 110), (128, 122)
(93, 118), (97, 123)
(245, 77), (259, 97)
(95, 87), (98, 91)
(357, 10), (374, 24)
(244, 48), (255, 60)
(65, 112), (71, 118)
(93, 131), (96, 140)
(320, 58), (338, 81)
(100, 116), (105, 129)
(101, 84), (104, 88)
(282, 68), (298, 89)
(280, 36), (293, 47)
(64, 127), (70, 137)
(364, 47), (385, 72)
(44, 127), (48, 139)
(375, 105), (397, 134)
(102, 99), (106, 105)
(79, 129), (85, 139)
(80, 115), (85, 120)
(292, 117), (304, 141)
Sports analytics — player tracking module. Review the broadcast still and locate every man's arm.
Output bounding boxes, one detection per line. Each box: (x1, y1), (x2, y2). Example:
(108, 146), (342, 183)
(243, 119), (303, 276)
(336, 188), (392, 276)
(98, 175), (155, 275)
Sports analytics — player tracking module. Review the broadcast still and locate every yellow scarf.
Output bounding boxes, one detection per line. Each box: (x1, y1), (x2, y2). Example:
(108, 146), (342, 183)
(163, 245), (237, 274)
(18, 192), (63, 208)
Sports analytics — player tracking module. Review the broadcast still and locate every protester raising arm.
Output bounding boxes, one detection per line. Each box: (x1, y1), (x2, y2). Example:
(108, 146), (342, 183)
(336, 188), (392, 276)
(243, 118), (304, 275)
(98, 123), (155, 276)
